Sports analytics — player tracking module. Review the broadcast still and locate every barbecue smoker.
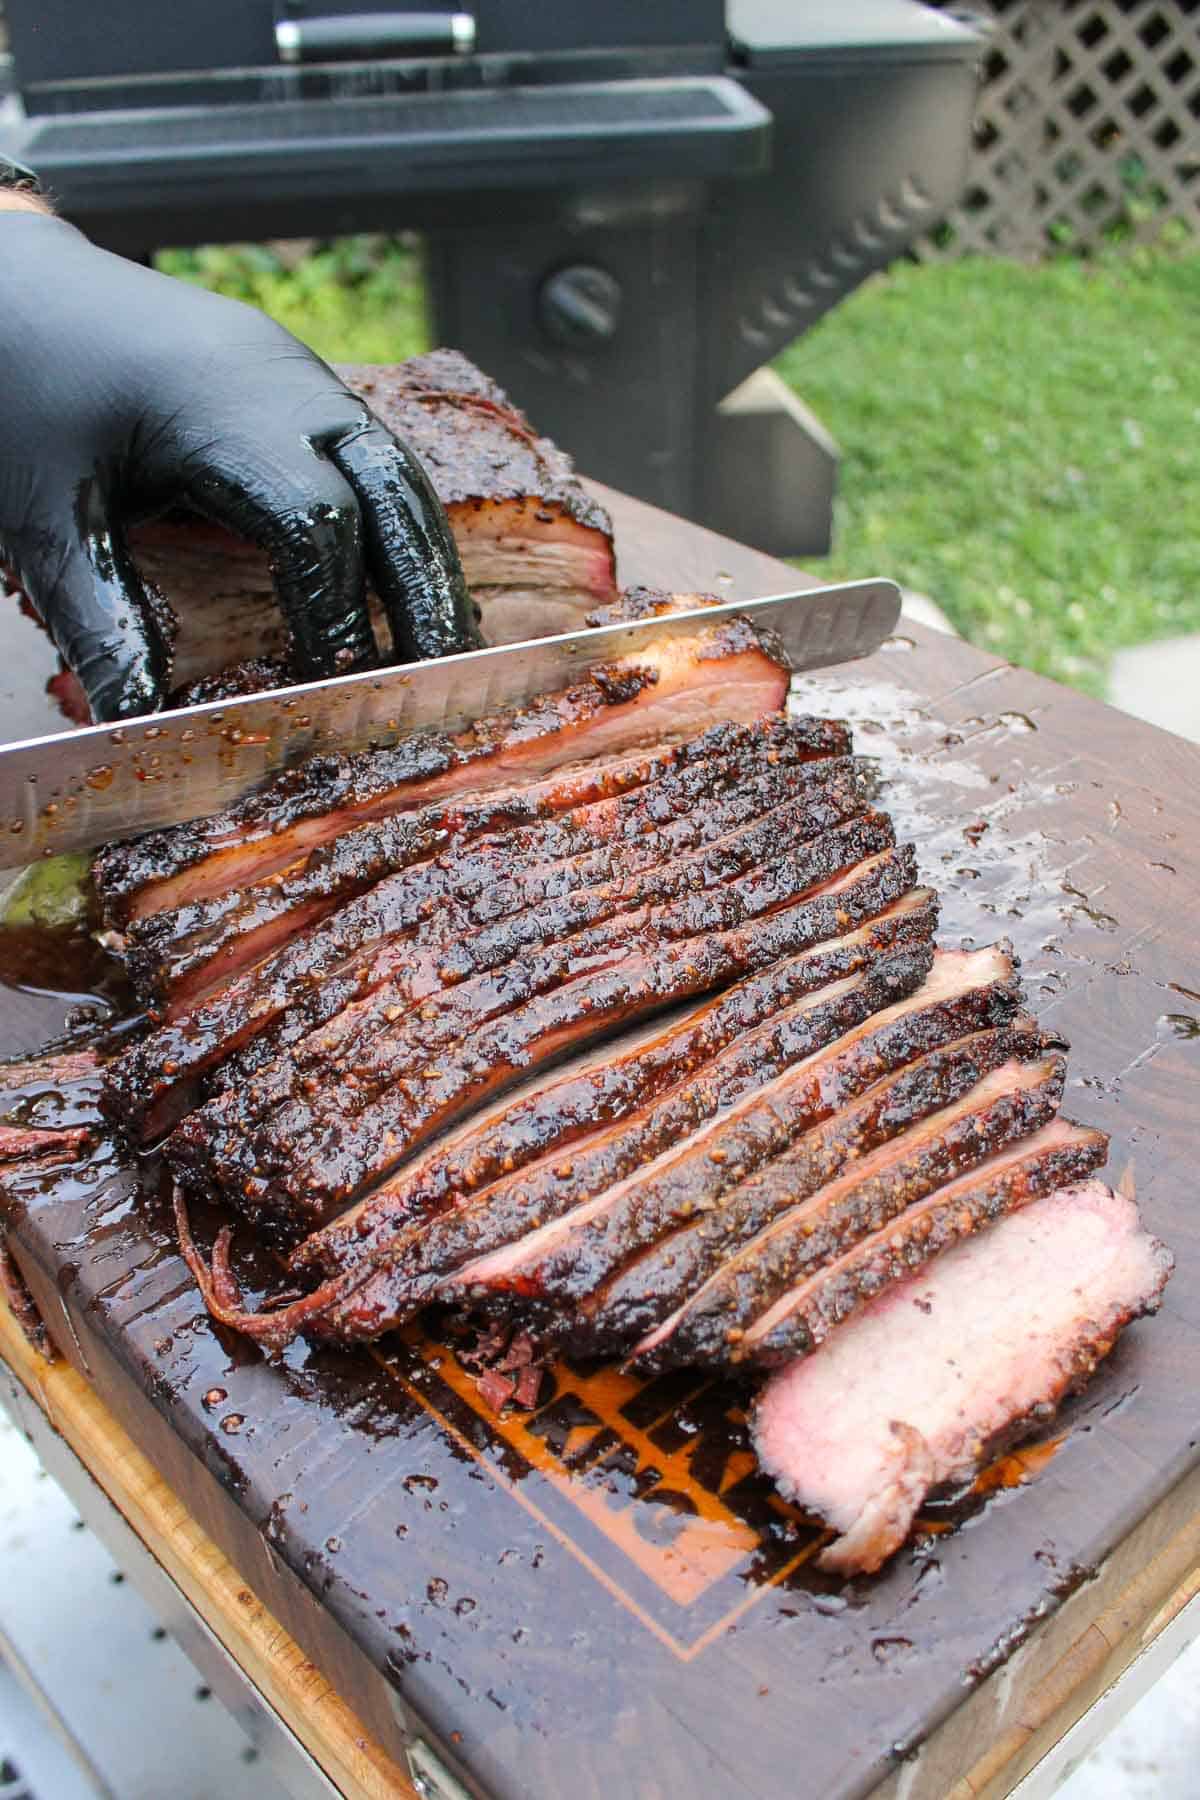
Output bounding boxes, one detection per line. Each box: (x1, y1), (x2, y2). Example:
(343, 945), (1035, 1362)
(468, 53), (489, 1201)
(1, 0), (982, 554)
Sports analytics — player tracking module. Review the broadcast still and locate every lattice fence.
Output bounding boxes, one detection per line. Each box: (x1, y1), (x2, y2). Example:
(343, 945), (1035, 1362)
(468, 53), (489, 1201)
(922, 0), (1200, 258)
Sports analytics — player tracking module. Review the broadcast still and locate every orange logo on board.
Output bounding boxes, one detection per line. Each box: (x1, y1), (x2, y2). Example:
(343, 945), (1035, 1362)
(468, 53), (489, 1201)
(383, 1328), (830, 1660)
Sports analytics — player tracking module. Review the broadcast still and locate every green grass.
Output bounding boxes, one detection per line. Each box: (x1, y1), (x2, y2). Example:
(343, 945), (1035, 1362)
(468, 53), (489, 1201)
(156, 237), (429, 364)
(158, 238), (1200, 695)
(777, 248), (1200, 694)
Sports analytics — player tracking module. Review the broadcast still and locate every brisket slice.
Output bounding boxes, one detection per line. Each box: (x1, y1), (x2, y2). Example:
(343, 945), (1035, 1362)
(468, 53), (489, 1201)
(207, 805), (895, 1143)
(294, 890), (941, 1282)
(173, 817), (900, 1223)
(170, 843), (919, 1238)
(126, 715), (838, 1009)
(123, 349), (619, 692)
(472, 1017), (1055, 1335)
(752, 1181), (1172, 1574)
(548, 952), (1027, 1347)
(0, 1123), (94, 1162)
(170, 900), (935, 1352)
(0, 1049), (101, 1093)
(93, 617), (797, 926)
(633, 1049), (1067, 1371)
(104, 736), (863, 1136)
(121, 732), (737, 1009)
(304, 931), (938, 1341)
(136, 726), (860, 1018)
(744, 1117), (1109, 1365)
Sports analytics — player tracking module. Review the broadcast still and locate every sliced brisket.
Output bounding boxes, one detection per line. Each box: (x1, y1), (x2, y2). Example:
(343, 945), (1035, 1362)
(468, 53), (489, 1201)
(633, 1049), (1067, 1370)
(194, 807), (897, 1151)
(561, 948), (1030, 1347)
(125, 716), (840, 1009)
(94, 616), (798, 926)
(293, 890), (940, 1281)
(0, 1123), (94, 1163)
(104, 733), (865, 1135)
(752, 1181), (1171, 1573)
(168, 901), (936, 1352)
(744, 1116), (1109, 1365)
(302, 931), (938, 1343)
(170, 843), (919, 1235)
(464, 943), (1029, 1339)
(7, 376), (1172, 1580)
(504, 1020), (1058, 1349)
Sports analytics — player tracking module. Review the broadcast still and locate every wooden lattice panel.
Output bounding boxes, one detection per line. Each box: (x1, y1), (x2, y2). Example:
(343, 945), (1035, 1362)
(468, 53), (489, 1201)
(923, 0), (1200, 258)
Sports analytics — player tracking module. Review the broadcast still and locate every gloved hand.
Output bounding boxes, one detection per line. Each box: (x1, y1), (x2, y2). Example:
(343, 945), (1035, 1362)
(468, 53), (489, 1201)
(0, 215), (480, 721)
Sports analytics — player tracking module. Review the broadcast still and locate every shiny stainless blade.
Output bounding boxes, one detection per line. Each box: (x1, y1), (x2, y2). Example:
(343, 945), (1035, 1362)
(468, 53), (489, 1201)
(0, 579), (899, 868)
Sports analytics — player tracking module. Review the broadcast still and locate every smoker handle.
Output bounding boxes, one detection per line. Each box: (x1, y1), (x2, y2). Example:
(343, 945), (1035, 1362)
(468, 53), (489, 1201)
(275, 12), (476, 64)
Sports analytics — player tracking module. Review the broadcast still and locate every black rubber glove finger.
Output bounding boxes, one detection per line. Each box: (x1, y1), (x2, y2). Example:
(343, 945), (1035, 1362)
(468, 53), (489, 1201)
(18, 482), (170, 722)
(185, 450), (378, 678)
(329, 422), (481, 662)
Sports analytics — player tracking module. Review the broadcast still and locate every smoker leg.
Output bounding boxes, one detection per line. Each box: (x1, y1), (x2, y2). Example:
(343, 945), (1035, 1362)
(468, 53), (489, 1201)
(700, 370), (839, 559)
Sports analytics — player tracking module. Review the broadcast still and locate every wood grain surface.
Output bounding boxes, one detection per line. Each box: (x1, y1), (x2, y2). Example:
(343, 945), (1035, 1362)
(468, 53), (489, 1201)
(2, 488), (1199, 1800)
(0, 1295), (417, 1799)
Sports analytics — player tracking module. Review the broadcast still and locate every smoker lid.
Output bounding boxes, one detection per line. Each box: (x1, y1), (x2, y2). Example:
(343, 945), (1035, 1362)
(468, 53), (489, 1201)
(728, 0), (984, 67)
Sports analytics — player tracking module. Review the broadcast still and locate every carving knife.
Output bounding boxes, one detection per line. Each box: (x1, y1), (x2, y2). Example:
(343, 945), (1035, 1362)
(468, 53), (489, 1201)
(0, 578), (900, 868)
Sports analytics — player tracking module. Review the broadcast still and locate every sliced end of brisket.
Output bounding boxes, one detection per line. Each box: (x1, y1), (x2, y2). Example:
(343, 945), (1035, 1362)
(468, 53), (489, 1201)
(741, 1114), (1109, 1365)
(752, 1180), (1172, 1575)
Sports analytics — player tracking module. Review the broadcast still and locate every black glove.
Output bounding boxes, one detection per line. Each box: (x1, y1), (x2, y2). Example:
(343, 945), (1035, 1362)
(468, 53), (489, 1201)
(0, 216), (479, 721)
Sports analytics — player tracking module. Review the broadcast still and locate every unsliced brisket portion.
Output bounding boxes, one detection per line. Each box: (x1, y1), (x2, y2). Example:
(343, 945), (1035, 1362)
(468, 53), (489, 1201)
(744, 1117), (1108, 1365)
(170, 843), (919, 1235)
(124, 350), (619, 692)
(340, 353), (620, 645)
(94, 616), (796, 925)
(491, 1018), (1054, 1341)
(634, 1049), (1067, 1370)
(125, 716), (841, 1009)
(294, 889), (940, 1282)
(752, 1182), (1171, 1574)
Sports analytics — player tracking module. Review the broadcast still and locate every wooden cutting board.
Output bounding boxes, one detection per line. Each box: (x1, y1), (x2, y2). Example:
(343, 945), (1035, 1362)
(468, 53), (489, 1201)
(2, 488), (1199, 1799)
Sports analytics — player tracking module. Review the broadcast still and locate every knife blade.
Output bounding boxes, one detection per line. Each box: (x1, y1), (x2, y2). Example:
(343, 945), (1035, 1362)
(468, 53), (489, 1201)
(0, 579), (899, 869)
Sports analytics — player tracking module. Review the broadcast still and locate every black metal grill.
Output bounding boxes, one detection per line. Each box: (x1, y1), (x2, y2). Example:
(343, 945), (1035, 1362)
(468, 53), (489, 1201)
(0, 1), (985, 554)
